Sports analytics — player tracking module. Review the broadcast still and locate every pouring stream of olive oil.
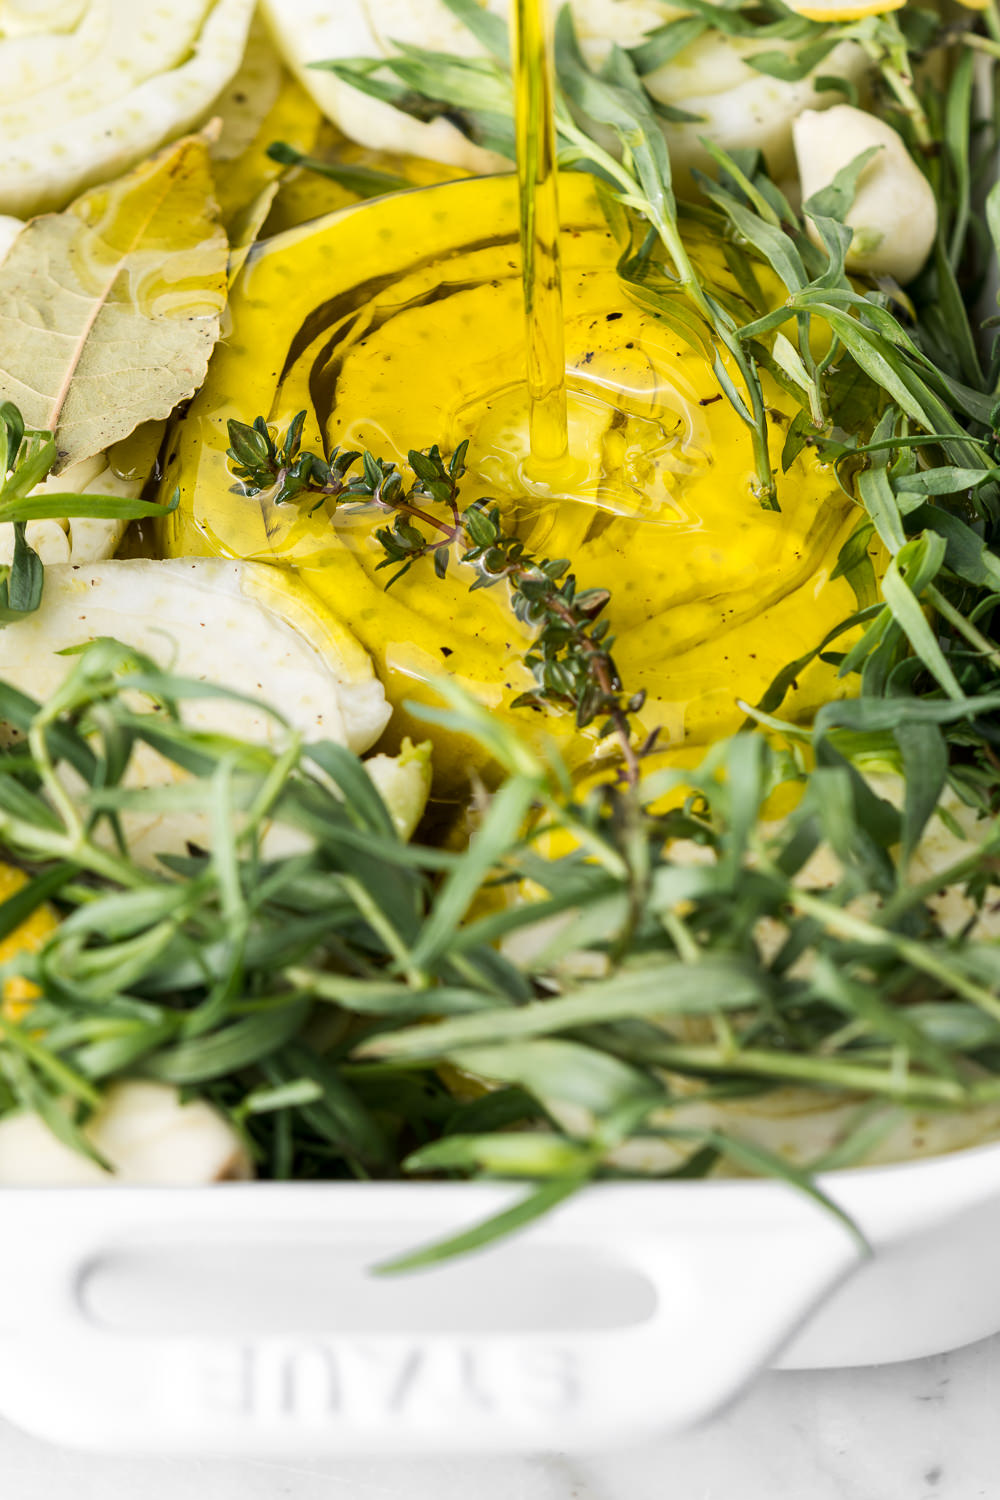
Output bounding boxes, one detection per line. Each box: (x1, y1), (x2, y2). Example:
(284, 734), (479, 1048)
(512, 0), (571, 478)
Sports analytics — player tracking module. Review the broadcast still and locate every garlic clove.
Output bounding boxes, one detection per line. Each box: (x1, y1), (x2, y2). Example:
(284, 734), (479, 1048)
(793, 104), (937, 284)
(0, 1112), (108, 1185)
(0, 1080), (253, 1184)
(362, 739), (432, 842)
(88, 1081), (253, 1183)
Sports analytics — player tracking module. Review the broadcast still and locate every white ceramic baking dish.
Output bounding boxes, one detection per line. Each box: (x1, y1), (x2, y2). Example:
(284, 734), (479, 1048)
(1, 16), (994, 1466)
(3, 1139), (1000, 1453)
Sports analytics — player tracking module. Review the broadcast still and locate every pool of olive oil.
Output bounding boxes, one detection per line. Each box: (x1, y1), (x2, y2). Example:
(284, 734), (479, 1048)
(160, 21), (862, 796)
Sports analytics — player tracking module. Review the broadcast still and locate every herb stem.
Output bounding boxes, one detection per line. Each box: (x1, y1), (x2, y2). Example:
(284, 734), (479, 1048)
(926, 584), (1000, 675)
(379, 491), (459, 540)
(339, 873), (428, 989)
(529, 584), (639, 784)
(788, 888), (1000, 1024)
(535, 798), (630, 879)
(0, 1014), (102, 1107)
(28, 719), (83, 847)
(881, 840), (1000, 924)
(645, 1041), (969, 1106)
(558, 117), (775, 505)
(862, 32), (932, 149)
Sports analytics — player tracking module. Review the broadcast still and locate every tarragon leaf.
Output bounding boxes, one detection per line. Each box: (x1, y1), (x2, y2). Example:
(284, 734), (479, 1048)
(441, 0), (510, 61)
(0, 134), (228, 474)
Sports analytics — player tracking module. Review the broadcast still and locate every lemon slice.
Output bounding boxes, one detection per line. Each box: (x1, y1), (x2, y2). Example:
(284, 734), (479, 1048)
(0, 557), (396, 863)
(0, 863), (59, 1022)
(783, 0), (903, 16)
(0, 1081), (252, 1184)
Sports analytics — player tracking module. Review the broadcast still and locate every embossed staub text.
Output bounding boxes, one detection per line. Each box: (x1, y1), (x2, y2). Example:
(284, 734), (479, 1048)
(194, 1338), (582, 1428)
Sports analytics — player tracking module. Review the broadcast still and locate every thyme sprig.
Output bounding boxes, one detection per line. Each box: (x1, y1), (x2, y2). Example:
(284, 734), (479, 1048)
(227, 413), (647, 783)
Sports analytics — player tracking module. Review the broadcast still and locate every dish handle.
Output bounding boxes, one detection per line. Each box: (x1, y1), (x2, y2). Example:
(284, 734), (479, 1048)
(0, 1184), (865, 1453)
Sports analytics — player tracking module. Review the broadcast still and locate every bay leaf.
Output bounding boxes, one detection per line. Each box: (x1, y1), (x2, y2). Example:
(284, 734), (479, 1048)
(0, 134), (229, 474)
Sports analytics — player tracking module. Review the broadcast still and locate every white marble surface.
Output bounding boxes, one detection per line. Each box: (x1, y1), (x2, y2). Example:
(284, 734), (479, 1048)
(1, 1336), (998, 1499)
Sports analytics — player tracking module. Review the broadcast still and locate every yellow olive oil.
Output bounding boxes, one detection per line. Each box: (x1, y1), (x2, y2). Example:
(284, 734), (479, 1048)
(161, 174), (865, 792)
(512, 0), (570, 475)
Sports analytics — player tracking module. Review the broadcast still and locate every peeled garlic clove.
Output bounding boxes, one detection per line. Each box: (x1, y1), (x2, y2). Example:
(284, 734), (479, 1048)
(88, 1080), (253, 1183)
(0, 1111), (109, 1184)
(632, 29), (868, 185)
(0, 1081), (252, 1184)
(793, 104), (937, 284)
(363, 739), (432, 841)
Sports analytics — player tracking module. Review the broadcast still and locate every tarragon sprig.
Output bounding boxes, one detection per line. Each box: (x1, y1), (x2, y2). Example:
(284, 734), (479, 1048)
(265, 140), (411, 200)
(0, 401), (175, 625)
(8, 646), (1000, 1265)
(227, 413), (647, 783)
